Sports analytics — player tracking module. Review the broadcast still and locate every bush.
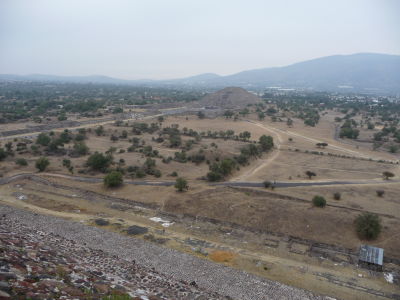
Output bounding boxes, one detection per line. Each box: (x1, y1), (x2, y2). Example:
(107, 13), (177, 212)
(263, 181), (272, 188)
(35, 157), (49, 172)
(36, 133), (51, 146)
(333, 192), (341, 200)
(175, 177), (188, 192)
(94, 218), (109, 226)
(15, 158), (28, 166)
(312, 195), (326, 207)
(355, 212), (381, 240)
(87, 152), (112, 172)
(376, 190), (385, 197)
(104, 171), (123, 188)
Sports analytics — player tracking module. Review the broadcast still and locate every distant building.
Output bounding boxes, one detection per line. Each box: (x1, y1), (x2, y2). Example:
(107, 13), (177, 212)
(358, 245), (384, 271)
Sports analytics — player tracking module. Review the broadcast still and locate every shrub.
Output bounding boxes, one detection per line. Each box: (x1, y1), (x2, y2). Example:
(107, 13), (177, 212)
(376, 190), (385, 197)
(312, 196), (326, 207)
(35, 157), (49, 172)
(170, 171), (178, 177)
(355, 212), (381, 240)
(36, 133), (51, 146)
(263, 181), (272, 188)
(15, 158), (28, 166)
(87, 152), (112, 172)
(94, 218), (109, 226)
(175, 177), (189, 192)
(104, 171), (123, 188)
(73, 142), (89, 156)
(207, 171), (223, 182)
(333, 192), (341, 200)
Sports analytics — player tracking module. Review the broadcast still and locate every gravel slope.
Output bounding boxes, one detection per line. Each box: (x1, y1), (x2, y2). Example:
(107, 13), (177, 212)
(0, 204), (326, 300)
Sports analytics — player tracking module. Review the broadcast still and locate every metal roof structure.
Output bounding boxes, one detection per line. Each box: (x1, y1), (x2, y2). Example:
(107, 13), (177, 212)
(359, 245), (384, 266)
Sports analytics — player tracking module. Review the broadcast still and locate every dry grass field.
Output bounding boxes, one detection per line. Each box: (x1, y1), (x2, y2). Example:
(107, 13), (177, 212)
(1, 108), (399, 299)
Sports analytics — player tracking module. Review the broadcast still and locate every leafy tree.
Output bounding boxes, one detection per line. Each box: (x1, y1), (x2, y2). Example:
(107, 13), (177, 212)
(169, 134), (181, 148)
(376, 190), (385, 197)
(197, 111), (205, 119)
(258, 112), (265, 120)
(35, 157), (49, 172)
(86, 152), (111, 172)
(312, 195), (326, 207)
(104, 171), (123, 188)
(355, 213), (381, 240)
(175, 177), (188, 192)
(259, 135), (274, 151)
(36, 133), (51, 146)
(383, 171), (395, 180)
(305, 171), (316, 179)
(239, 131), (251, 141)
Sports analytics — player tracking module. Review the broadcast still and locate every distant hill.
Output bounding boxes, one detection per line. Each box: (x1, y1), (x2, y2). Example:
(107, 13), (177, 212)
(212, 53), (400, 92)
(1, 53), (399, 92)
(194, 87), (262, 109)
(0, 74), (131, 84)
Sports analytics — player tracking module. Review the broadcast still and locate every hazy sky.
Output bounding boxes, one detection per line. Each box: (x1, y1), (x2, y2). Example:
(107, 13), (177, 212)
(1, 0), (399, 79)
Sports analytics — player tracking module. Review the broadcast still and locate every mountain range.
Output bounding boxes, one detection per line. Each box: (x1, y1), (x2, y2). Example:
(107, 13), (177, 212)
(1, 53), (399, 93)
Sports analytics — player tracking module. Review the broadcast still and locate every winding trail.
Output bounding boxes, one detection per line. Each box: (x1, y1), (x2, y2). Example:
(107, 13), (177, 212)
(232, 119), (399, 182)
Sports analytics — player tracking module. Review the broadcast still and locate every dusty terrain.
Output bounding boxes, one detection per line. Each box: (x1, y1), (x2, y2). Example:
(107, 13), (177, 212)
(0, 108), (399, 299)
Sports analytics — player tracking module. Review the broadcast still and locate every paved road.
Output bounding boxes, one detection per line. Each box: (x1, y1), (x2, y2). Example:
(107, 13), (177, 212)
(214, 179), (399, 188)
(1, 172), (398, 188)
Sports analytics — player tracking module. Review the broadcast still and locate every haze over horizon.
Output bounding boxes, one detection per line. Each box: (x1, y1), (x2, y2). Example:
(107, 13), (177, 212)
(1, 0), (399, 80)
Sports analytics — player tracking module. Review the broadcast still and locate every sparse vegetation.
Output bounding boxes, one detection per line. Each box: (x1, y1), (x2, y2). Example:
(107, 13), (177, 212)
(355, 212), (381, 240)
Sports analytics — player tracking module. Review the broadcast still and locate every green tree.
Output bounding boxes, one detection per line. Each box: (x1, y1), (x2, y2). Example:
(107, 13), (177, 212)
(382, 171), (395, 180)
(305, 171), (316, 179)
(36, 133), (51, 146)
(355, 212), (381, 240)
(104, 171), (123, 188)
(175, 177), (188, 192)
(259, 135), (274, 151)
(86, 152), (112, 172)
(312, 196), (326, 207)
(35, 157), (50, 172)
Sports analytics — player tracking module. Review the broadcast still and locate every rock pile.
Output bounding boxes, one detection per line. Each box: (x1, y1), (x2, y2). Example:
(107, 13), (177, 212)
(0, 216), (225, 299)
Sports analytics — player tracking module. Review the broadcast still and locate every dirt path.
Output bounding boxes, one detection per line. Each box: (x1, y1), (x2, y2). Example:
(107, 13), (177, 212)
(231, 121), (284, 181)
(232, 120), (398, 182)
